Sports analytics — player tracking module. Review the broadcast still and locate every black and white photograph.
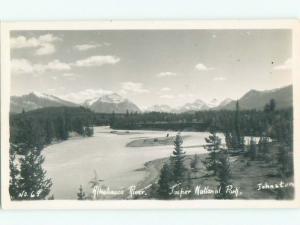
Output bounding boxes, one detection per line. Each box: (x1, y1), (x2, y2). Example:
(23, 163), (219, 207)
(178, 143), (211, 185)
(1, 21), (299, 209)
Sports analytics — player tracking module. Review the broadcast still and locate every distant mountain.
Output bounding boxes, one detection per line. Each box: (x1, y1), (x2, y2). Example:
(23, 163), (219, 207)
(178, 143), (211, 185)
(145, 104), (174, 113)
(213, 98), (233, 110)
(10, 92), (78, 113)
(220, 85), (292, 110)
(207, 98), (221, 108)
(145, 84), (292, 113)
(218, 98), (233, 107)
(178, 99), (210, 112)
(145, 98), (233, 113)
(11, 85), (292, 114)
(84, 93), (141, 113)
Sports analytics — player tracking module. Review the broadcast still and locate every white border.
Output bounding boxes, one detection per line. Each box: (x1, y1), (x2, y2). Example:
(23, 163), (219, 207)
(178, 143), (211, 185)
(1, 20), (300, 209)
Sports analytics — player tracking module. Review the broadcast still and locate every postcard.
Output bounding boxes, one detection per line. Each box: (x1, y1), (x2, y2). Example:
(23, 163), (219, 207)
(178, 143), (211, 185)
(1, 20), (299, 209)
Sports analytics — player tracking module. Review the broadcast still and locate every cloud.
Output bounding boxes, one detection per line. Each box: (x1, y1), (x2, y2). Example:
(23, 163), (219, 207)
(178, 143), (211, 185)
(195, 63), (214, 71)
(74, 44), (101, 51)
(11, 33), (61, 55)
(62, 73), (76, 77)
(273, 58), (292, 70)
(11, 58), (71, 74)
(213, 76), (227, 81)
(157, 72), (177, 77)
(61, 88), (113, 103)
(35, 43), (56, 55)
(160, 87), (171, 92)
(46, 60), (71, 71)
(38, 34), (61, 42)
(178, 93), (195, 99)
(74, 55), (120, 67)
(11, 59), (35, 74)
(11, 36), (39, 49)
(62, 73), (77, 80)
(74, 43), (110, 51)
(160, 94), (175, 99)
(11, 54), (120, 75)
(120, 82), (149, 95)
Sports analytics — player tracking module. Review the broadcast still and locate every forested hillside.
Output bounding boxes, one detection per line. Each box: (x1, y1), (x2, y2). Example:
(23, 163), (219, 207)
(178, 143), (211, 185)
(10, 106), (95, 153)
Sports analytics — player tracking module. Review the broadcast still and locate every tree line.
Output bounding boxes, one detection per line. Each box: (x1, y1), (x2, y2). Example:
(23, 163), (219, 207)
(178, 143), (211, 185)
(109, 106), (292, 146)
(9, 98), (293, 200)
(9, 106), (95, 200)
(153, 100), (293, 199)
(10, 106), (95, 154)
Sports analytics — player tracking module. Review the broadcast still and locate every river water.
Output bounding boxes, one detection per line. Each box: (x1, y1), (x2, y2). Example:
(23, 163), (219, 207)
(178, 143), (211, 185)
(43, 126), (213, 199)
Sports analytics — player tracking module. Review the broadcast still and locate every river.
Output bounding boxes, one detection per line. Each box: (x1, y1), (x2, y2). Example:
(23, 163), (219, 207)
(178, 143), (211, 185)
(43, 126), (214, 199)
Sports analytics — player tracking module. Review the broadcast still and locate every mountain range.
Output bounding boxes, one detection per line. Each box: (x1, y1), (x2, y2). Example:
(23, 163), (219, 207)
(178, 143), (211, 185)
(10, 85), (292, 113)
(146, 97), (235, 113)
(10, 92), (77, 113)
(83, 93), (141, 113)
(218, 85), (292, 110)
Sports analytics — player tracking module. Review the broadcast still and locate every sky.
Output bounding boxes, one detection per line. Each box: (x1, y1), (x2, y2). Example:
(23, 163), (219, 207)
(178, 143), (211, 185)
(10, 29), (292, 108)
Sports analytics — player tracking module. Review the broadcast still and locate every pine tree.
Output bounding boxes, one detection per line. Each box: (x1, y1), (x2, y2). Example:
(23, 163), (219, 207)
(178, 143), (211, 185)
(258, 136), (269, 160)
(224, 131), (233, 150)
(57, 116), (68, 140)
(16, 118), (43, 152)
(269, 99), (276, 112)
(264, 99), (276, 112)
(9, 145), (19, 200)
(157, 163), (173, 199)
(84, 126), (94, 137)
(77, 185), (86, 200)
(73, 118), (85, 135)
(190, 154), (199, 171)
(45, 119), (55, 144)
(203, 132), (221, 175)
(277, 145), (290, 177)
(232, 101), (244, 151)
(172, 133), (186, 183)
(215, 151), (233, 199)
(249, 137), (257, 160)
(31, 120), (46, 151)
(272, 117), (292, 148)
(110, 111), (116, 127)
(234, 101), (241, 145)
(18, 146), (52, 200)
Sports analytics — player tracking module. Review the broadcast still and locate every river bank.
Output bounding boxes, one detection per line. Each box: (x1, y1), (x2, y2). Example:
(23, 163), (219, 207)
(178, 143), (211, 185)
(43, 126), (293, 200)
(135, 142), (294, 200)
(43, 126), (209, 199)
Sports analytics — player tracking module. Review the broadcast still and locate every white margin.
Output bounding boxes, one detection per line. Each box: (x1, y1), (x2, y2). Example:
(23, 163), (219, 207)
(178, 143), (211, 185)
(1, 20), (300, 209)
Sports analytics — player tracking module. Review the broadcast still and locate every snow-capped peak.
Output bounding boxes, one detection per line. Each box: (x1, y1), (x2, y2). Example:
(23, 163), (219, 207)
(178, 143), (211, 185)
(180, 99), (209, 111)
(207, 98), (221, 108)
(145, 104), (173, 112)
(30, 91), (47, 98)
(101, 93), (125, 103)
(84, 93), (126, 106)
(29, 92), (62, 103)
(84, 97), (99, 106)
